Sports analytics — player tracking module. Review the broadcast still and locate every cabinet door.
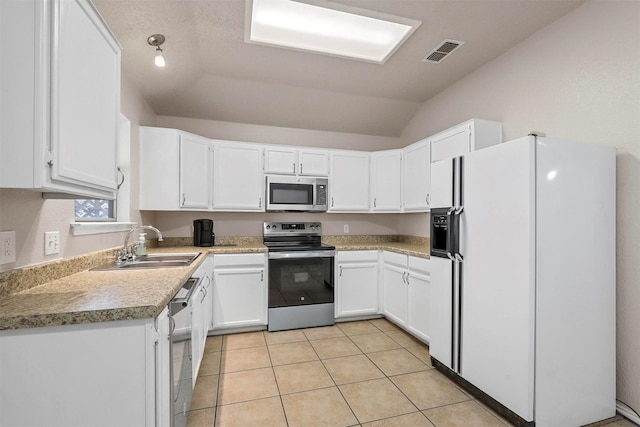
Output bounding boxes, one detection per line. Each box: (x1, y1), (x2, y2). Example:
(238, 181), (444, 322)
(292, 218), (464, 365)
(371, 150), (402, 212)
(382, 262), (408, 326)
(430, 124), (472, 162)
(155, 308), (171, 427)
(190, 282), (206, 385)
(213, 143), (264, 211)
(264, 147), (298, 175)
(180, 134), (211, 209)
(212, 267), (267, 329)
(407, 258), (431, 343)
(329, 151), (370, 211)
(51, 0), (120, 191)
(299, 149), (329, 176)
(336, 261), (379, 318)
(403, 139), (431, 211)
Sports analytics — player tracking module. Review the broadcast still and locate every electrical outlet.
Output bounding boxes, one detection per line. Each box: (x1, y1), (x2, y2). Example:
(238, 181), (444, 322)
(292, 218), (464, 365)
(44, 231), (60, 255)
(343, 224), (349, 233)
(0, 231), (16, 265)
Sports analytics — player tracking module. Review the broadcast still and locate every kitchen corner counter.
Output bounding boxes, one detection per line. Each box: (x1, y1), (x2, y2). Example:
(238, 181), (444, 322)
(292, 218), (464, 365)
(324, 235), (430, 259)
(333, 241), (430, 259)
(0, 244), (267, 331)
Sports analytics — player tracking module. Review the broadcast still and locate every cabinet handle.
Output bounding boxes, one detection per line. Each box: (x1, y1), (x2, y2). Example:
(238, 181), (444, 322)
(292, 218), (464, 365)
(182, 193), (186, 206)
(300, 163), (303, 174)
(406, 273), (410, 285)
(402, 272), (407, 284)
(117, 166), (125, 190)
(293, 163), (296, 174)
(259, 197), (262, 208)
(260, 270), (264, 281)
(426, 194), (430, 205)
(339, 265), (343, 277)
(200, 287), (206, 303)
(374, 198), (377, 208)
(331, 197), (334, 207)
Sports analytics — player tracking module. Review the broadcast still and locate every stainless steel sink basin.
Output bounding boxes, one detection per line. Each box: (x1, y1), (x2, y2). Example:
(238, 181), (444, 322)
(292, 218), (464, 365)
(91, 252), (201, 271)
(135, 253), (201, 263)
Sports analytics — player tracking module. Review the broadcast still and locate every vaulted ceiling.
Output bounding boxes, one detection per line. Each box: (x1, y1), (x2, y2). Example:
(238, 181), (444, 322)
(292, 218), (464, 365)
(94, 0), (584, 137)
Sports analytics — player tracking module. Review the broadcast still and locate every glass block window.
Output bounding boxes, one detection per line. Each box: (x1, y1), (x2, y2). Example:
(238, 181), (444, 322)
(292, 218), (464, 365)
(74, 199), (116, 221)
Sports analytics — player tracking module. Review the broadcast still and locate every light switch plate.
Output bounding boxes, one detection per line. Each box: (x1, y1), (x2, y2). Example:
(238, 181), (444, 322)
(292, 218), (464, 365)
(343, 224), (349, 233)
(0, 231), (16, 265)
(44, 231), (60, 255)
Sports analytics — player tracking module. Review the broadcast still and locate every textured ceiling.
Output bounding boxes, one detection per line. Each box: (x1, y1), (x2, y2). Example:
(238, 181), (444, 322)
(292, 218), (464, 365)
(93, 0), (584, 137)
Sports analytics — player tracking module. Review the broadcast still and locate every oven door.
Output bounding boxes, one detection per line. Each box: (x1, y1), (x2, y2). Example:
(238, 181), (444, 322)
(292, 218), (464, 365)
(267, 250), (335, 308)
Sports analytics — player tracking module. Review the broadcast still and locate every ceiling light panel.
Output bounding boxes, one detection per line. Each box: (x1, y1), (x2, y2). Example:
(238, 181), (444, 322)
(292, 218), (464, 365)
(246, 0), (421, 63)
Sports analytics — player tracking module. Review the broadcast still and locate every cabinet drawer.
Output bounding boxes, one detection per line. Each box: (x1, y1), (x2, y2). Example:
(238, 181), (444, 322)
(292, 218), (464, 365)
(383, 251), (407, 268)
(213, 253), (265, 268)
(337, 250), (378, 263)
(408, 256), (430, 274)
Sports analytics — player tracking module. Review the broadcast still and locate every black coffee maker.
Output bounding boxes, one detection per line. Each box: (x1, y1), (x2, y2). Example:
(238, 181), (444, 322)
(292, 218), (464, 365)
(193, 219), (215, 247)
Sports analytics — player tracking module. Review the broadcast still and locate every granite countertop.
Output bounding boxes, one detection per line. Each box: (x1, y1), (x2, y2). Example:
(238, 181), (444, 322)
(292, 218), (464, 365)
(0, 237), (428, 331)
(332, 242), (430, 259)
(0, 244), (267, 331)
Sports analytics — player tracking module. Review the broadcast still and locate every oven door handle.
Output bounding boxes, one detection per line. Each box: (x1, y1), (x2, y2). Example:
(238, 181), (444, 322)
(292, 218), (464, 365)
(268, 250), (336, 259)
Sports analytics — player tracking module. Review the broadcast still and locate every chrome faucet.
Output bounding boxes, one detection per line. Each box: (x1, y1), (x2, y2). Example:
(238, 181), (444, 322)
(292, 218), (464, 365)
(117, 225), (164, 263)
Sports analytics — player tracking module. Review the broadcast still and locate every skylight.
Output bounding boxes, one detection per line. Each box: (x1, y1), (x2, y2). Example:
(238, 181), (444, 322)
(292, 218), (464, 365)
(246, 0), (421, 64)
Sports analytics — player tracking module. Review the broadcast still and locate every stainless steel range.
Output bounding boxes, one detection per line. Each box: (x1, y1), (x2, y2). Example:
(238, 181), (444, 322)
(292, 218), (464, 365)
(264, 222), (335, 331)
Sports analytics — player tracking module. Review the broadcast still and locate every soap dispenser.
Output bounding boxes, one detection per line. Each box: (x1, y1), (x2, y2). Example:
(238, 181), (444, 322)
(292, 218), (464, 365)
(136, 233), (147, 256)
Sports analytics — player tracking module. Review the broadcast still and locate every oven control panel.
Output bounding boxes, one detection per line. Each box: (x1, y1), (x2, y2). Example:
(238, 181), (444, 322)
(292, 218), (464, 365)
(264, 222), (322, 235)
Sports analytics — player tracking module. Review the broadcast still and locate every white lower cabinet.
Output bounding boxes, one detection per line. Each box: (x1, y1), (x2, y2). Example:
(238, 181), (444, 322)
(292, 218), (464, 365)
(383, 252), (409, 326)
(382, 251), (431, 343)
(335, 251), (380, 319)
(406, 256), (431, 343)
(212, 253), (267, 330)
(0, 315), (168, 427)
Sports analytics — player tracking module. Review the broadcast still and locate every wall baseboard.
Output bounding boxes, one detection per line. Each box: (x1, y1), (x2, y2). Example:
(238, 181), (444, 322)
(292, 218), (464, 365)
(617, 401), (640, 426)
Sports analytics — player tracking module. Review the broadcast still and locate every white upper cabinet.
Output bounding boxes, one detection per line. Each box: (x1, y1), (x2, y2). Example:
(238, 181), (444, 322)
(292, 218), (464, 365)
(370, 150), (402, 212)
(329, 150), (370, 212)
(264, 147), (329, 176)
(430, 118), (502, 162)
(213, 142), (264, 211)
(180, 134), (212, 209)
(264, 147), (298, 175)
(139, 127), (212, 211)
(298, 149), (329, 176)
(0, 0), (121, 199)
(403, 138), (431, 211)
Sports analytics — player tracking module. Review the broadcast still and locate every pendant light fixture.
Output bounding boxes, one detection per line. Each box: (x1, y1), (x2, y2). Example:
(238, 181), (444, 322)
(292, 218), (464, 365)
(147, 34), (166, 67)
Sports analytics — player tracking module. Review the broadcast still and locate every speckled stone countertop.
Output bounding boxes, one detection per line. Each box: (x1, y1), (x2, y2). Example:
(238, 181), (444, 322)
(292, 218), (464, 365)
(324, 235), (430, 259)
(0, 243), (266, 331)
(0, 235), (427, 331)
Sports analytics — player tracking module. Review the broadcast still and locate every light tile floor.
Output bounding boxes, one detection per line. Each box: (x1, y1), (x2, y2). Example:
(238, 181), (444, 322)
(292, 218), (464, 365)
(186, 319), (634, 427)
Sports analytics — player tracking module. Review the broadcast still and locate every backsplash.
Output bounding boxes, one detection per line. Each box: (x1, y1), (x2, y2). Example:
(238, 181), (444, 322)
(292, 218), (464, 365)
(0, 248), (115, 298)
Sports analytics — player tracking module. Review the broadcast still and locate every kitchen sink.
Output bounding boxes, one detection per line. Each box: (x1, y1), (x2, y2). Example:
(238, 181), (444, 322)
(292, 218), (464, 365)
(91, 252), (201, 271)
(134, 253), (201, 263)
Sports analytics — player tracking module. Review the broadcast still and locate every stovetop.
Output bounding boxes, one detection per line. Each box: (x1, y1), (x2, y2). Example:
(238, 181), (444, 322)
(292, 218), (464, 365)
(263, 222), (334, 251)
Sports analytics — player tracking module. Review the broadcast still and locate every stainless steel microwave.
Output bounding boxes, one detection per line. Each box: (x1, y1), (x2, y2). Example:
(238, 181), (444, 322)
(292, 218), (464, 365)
(265, 176), (328, 212)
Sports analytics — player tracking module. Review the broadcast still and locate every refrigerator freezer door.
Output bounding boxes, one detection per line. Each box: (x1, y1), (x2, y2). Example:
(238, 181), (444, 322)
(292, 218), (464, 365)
(460, 136), (536, 421)
(429, 256), (454, 369)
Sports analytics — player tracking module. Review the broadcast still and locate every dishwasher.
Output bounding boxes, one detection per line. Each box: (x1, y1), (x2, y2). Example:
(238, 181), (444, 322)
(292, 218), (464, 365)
(169, 277), (200, 427)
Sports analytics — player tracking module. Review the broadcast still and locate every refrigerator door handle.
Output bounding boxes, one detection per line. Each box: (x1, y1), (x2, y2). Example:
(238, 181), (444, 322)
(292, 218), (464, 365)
(446, 207), (456, 261)
(453, 207), (464, 261)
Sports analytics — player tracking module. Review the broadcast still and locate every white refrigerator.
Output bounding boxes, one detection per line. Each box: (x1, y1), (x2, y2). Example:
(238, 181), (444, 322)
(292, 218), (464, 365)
(429, 135), (616, 426)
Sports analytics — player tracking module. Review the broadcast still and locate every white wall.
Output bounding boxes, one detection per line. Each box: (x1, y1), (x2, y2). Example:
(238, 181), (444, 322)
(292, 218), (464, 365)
(400, 0), (640, 416)
(0, 74), (156, 271)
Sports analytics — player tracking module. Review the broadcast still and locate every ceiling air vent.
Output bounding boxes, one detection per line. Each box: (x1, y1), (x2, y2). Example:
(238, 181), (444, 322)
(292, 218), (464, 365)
(422, 39), (464, 63)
